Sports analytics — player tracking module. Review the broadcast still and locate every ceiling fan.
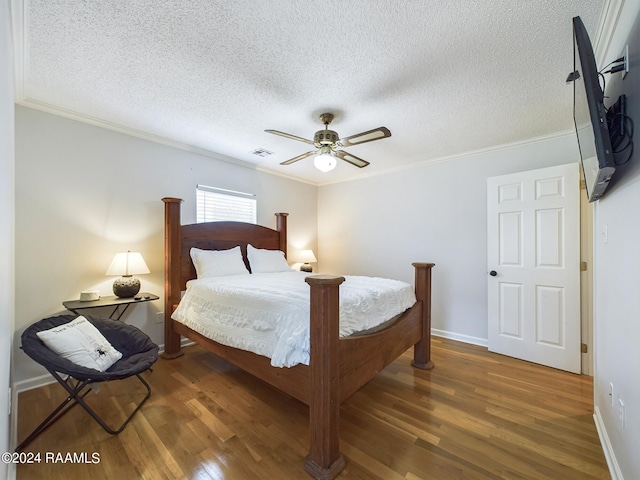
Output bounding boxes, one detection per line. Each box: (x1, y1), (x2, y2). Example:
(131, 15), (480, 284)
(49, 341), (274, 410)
(265, 113), (391, 172)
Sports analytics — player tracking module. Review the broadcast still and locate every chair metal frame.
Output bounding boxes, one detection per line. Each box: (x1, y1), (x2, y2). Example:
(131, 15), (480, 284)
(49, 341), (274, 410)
(15, 369), (152, 452)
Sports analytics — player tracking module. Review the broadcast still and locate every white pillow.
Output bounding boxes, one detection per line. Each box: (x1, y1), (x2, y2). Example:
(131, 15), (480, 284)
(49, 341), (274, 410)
(247, 244), (292, 273)
(36, 316), (123, 372)
(190, 246), (249, 278)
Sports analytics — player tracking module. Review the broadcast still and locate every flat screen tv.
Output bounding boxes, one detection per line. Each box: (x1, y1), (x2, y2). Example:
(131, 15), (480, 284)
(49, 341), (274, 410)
(572, 16), (616, 202)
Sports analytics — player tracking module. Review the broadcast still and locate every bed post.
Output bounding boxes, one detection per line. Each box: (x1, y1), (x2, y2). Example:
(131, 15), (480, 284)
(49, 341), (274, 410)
(411, 263), (435, 370)
(275, 213), (288, 257)
(162, 197), (184, 359)
(304, 275), (346, 480)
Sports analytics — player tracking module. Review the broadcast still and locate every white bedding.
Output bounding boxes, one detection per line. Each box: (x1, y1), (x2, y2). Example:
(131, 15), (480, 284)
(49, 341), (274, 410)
(171, 271), (416, 367)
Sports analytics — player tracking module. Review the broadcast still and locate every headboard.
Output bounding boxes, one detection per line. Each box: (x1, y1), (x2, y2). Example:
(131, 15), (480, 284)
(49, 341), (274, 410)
(162, 197), (288, 317)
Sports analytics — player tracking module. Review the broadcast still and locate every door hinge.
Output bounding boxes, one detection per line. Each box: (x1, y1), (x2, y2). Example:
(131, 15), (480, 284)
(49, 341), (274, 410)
(581, 261), (587, 271)
(581, 343), (588, 353)
(580, 179), (586, 190)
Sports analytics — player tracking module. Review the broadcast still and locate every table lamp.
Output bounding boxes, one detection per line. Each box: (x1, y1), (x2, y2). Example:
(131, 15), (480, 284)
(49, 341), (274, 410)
(299, 250), (317, 272)
(105, 251), (150, 298)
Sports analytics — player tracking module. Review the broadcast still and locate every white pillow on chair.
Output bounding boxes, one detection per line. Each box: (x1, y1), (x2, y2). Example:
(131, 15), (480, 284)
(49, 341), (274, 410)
(36, 316), (123, 372)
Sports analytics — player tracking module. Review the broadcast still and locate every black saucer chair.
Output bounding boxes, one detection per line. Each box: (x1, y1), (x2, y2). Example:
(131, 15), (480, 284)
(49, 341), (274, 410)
(16, 314), (159, 452)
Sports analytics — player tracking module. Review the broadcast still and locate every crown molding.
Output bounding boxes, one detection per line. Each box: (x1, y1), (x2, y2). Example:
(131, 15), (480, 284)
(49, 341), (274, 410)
(10, 0), (26, 102)
(593, 0), (625, 66)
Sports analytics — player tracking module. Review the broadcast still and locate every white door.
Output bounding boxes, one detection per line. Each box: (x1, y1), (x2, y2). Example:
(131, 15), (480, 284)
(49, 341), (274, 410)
(487, 163), (581, 373)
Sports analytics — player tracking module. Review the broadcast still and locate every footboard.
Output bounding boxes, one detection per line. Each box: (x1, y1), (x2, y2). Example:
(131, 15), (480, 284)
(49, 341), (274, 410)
(304, 263), (434, 479)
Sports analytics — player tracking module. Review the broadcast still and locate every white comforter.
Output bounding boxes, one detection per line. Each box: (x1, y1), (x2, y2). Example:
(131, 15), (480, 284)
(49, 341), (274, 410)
(171, 271), (416, 367)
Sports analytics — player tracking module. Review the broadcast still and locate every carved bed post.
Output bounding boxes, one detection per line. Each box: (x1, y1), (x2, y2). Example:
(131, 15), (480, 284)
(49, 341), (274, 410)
(411, 263), (435, 370)
(304, 275), (346, 480)
(162, 197), (184, 359)
(275, 213), (288, 257)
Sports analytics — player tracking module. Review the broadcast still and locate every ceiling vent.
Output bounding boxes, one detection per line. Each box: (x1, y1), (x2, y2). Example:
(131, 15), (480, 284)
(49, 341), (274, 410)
(251, 148), (274, 157)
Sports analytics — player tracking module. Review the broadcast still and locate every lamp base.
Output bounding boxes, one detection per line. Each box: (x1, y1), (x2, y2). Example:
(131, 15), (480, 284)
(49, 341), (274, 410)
(301, 264), (313, 273)
(113, 276), (141, 298)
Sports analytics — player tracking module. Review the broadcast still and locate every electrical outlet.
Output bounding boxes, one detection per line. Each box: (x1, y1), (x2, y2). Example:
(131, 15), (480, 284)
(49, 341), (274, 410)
(155, 312), (164, 324)
(622, 44), (629, 79)
(609, 382), (614, 406)
(618, 398), (625, 428)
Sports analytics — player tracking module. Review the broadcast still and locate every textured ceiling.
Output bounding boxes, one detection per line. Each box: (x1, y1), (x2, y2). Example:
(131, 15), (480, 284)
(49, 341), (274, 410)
(13, 0), (606, 185)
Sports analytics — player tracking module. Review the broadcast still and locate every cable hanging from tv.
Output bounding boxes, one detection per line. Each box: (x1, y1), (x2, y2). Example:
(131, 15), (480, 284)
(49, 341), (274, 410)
(566, 56), (628, 85)
(609, 108), (634, 166)
(603, 93), (634, 166)
(593, 61), (634, 166)
(599, 56), (626, 75)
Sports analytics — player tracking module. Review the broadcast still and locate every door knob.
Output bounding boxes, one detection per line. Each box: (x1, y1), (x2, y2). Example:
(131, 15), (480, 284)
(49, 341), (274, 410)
(489, 270), (497, 277)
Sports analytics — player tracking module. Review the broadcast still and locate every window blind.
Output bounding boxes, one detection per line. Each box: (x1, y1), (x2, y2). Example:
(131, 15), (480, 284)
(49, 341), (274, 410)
(196, 185), (257, 224)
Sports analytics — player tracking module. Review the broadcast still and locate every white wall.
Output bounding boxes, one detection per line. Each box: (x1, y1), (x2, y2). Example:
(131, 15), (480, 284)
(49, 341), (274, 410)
(13, 106), (318, 386)
(1, 0), (14, 474)
(592, 3), (640, 478)
(318, 134), (580, 344)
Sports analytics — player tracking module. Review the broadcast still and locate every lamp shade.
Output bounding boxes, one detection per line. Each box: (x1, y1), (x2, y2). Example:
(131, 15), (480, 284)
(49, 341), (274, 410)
(105, 251), (150, 298)
(105, 251), (150, 276)
(298, 250), (317, 264)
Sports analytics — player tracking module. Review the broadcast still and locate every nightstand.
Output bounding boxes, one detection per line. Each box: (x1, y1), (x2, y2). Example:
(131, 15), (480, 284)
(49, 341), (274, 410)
(62, 292), (159, 321)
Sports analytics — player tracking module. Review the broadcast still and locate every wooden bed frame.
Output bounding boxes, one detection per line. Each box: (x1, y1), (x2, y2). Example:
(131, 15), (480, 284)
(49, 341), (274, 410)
(162, 197), (434, 479)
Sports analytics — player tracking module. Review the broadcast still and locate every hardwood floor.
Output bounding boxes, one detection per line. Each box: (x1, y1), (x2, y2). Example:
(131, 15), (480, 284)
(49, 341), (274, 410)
(16, 337), (610, 479)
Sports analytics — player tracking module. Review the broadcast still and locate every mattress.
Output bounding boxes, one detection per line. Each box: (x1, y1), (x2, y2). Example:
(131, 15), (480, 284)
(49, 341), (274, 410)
(171, 271), (416, 367)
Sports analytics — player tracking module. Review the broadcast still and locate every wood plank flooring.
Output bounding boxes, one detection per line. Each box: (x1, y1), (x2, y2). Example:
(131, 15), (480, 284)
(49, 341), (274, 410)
(16, 338), (610, 479)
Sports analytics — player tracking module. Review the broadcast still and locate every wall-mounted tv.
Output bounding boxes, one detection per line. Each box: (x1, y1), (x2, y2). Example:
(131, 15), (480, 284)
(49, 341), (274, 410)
(572, 16), (616, 202)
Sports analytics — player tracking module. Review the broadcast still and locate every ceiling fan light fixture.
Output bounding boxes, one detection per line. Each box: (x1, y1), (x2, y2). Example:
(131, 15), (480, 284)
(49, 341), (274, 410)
(266, 112), (391, 170)
(313, 150), (336, 172)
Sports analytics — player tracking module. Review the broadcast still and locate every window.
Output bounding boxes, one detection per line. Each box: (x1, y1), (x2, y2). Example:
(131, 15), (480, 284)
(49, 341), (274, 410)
(196, 185), (257, 224)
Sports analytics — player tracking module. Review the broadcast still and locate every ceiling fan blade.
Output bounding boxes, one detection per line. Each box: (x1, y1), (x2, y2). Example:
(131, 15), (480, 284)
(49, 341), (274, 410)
(334, 150), (370, 168)
(280, 150), (317, 165)
(265, 129), (314, 145)
(338, 127), (391, 147)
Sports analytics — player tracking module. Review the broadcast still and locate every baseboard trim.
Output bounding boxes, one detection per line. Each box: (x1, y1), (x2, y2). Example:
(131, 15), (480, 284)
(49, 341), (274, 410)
(431, 328), (488, 348)
(593, 406), (623, 480)
(13, 373), (56, 394)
